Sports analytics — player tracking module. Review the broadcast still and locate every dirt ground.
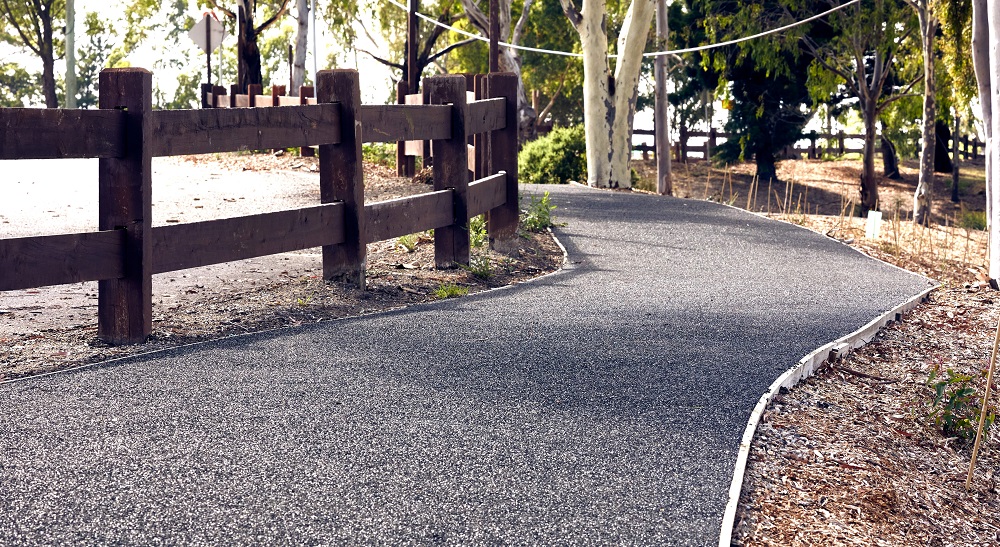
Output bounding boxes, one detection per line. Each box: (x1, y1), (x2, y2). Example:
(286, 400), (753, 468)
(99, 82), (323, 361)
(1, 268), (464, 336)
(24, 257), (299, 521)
(633, 156), (999, 545)
(0, 153), (563, 380)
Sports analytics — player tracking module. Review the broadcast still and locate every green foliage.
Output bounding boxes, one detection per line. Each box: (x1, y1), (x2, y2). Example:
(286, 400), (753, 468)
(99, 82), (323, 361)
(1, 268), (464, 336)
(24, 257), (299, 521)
(469, 215), (487, 249)
(434, 282), (468, 299)
(518, 125), (586, 185)
(0, 62), (39, 107)
(362, 143), (396, 167)
(927, 367), (996, 441)
(461, 254), (493, 279)
(397, 234), (418, 253)
(521, 191), (558, 232)
(959, 211), (987, 231)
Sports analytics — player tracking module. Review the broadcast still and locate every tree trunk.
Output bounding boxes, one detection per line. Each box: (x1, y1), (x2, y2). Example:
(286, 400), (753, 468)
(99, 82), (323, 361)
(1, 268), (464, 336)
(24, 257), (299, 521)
(881, 135), (901, 179)
(577, 0), (613, 187)
(654, 0), (672, 195)
(952, 115), (961, 203)
(978, 0), (998, 281)
(990, 0), (1000, 285)
(237, 3), (264, 92)
(913, 6), (937, 226)
(40, 10), (57, 108)
(608, 0), (655, 187)
(291, 0), (309, 95)
(860, 106), (880, 211)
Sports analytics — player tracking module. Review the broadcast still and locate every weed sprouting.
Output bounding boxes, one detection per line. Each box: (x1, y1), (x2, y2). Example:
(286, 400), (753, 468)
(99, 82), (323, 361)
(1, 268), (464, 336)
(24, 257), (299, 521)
(434, 283), (469, 299)
(522, 192), (559, 231)
(397, 234), (419, 253)
(462, 254), (493, 279)
(927, 367), (996, 441)
(469, 215), (487, 248)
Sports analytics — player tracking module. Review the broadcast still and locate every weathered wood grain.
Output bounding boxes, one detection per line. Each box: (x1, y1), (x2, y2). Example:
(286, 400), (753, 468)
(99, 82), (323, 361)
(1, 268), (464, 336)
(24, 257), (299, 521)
(486, 73), (519, 246)
(318, 69), (367, 288)
(0, 108), (126, 159)
(150, 105), (343, 156)
(0, 230), (125, 291)
(467, 97), (505, 135)
(467, 173), (507, 217)
(364, 190), (454, 243)
(427, 75), (470, 268)
(359, 104), (452, 143)
(98, 68), (153, 344)
(151, 203), (345, 274)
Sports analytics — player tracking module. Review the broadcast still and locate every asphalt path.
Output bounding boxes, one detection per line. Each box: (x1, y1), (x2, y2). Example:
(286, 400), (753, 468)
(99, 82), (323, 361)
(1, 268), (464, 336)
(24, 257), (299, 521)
(0, 185), (932, 545)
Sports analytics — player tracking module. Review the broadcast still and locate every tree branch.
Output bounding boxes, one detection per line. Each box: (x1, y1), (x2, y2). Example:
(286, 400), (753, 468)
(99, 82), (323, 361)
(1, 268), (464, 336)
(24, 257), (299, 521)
(511, 0), (536, 45)
(427, 37), (478, 64)
(537, 72), (567, 123)
(256, 0), (292, 33)
(207, 0), (236, 20)
(358, 49), (404, 71)
(558, 0), (582, 29)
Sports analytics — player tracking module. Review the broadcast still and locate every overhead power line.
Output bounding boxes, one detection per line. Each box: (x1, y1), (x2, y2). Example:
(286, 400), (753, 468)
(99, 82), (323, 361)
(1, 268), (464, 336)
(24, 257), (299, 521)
(384, 0), (860, 59)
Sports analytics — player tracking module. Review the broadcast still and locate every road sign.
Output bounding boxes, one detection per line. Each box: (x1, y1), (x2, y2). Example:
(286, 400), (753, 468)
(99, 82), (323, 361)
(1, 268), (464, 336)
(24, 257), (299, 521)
(189, 14), (227, 54)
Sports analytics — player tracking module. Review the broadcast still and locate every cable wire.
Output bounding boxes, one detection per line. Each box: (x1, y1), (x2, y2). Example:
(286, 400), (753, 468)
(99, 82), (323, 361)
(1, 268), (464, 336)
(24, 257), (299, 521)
(384, 0), (859, 58)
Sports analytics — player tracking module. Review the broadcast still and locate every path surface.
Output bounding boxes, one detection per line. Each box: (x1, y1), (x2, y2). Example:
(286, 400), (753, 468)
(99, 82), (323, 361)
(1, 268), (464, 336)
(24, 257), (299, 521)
(0, 185), (932, 545)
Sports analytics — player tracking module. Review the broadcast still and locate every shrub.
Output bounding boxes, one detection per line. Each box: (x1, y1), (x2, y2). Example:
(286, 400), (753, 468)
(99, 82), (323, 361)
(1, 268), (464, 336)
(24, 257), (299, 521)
(469, 215), (487, 248)
(362, 143), (395, 167)
(959, 210), (987, 231)
(927, 367), (996, 441)
(518, 125), (586, 185)
(521, 191), (558, 232)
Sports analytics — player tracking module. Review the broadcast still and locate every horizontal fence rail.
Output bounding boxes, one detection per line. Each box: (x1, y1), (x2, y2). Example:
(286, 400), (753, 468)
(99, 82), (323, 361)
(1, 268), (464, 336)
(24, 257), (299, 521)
(0, 68), (520, 344)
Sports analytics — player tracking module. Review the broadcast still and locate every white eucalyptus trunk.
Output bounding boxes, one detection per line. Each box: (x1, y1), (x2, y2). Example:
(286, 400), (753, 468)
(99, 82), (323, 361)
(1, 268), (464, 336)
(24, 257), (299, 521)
(913, 4), (936, 225)
(567, 0), (654, 188)
(977, 0), (1000, 282)
(577, 0), (614, 186)
(608, 0), (655, 187)
(291, 0), (309, 95)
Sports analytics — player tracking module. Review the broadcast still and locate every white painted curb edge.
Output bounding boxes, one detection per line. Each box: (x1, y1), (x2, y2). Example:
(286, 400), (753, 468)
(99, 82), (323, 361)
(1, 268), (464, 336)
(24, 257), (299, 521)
(717, 282), (937, 547)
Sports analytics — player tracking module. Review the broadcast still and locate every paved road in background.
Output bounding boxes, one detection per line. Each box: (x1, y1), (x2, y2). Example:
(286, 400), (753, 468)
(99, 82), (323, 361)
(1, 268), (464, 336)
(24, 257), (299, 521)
(0, 186), (932, 545)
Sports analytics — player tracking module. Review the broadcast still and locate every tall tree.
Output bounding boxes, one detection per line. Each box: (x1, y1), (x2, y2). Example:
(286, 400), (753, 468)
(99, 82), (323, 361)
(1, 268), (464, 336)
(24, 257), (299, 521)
(701, 0), (812, 183)
(795, 0), (921, 211)
(208, 0), (290, 92)
(970, 0), (996, 282)
(558, 0), (655, 188)
(908, 0), (939, 224)
(291, 0), (308, 94)
(0, 0), (64, 107)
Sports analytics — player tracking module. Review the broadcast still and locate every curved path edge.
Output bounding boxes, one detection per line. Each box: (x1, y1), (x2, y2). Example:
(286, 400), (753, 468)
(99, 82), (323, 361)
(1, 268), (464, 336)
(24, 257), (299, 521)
(0, 228), (571, 387)
(717, 282), (937, 546)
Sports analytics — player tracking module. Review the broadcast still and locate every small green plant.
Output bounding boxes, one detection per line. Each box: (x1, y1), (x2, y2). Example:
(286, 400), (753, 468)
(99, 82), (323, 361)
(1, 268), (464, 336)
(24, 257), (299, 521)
(959, 210), (987, 231)
(434, 282), (469, 299)
(927, 367), (996, 441)
(295, 294), (313, 306)
(397, 234), (419, 253)
(362, 142), (396, 167)
(461, 254), (493, 279)
(522, 192), (558, 232)
(518, 125), (586, 184)
(469, 215), (487, 248)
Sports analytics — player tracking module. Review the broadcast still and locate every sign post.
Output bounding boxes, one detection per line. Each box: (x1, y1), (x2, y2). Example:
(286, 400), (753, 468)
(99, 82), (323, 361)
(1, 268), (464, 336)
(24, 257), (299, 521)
(188, 13), (228, 86)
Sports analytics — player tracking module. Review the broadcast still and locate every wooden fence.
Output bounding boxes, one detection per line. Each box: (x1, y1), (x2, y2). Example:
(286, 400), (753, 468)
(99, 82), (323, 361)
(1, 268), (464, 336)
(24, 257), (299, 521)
(631, 128), (984, 162)
(0, 68), (519, 345)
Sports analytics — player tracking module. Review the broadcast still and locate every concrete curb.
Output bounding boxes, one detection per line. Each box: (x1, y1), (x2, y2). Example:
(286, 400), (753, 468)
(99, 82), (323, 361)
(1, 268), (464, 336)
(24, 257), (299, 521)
(717, 282), (936, 547)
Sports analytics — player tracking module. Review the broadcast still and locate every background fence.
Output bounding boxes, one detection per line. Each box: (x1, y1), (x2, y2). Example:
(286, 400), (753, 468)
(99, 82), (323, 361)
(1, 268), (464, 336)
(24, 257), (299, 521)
(0, 68), (519, 345)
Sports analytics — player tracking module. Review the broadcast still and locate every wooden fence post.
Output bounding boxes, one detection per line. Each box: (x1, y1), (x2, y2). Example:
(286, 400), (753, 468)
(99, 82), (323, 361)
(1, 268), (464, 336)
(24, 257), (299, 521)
(318, 69), (366, 288)
(300, 86), (315, 157)
(98, 68), (153, 344)
(427, 74), (470, 268)
(679, 125), (689, 163)
(474, 74), (486, 180)
(397, 80), (416, 176)
(838, 131), (846, 156)
(200, 83), (213, 108)
(487, 72), (518, 249)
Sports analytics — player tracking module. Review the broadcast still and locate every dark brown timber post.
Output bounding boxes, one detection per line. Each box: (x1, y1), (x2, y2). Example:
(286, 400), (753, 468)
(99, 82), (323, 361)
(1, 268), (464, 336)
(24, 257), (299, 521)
(486, 72), (518, 248)
(318, 69), (366, 288)
(397, 80), (416, 176)
(98, 68), (153, 344)
(427, 75), (470, 268)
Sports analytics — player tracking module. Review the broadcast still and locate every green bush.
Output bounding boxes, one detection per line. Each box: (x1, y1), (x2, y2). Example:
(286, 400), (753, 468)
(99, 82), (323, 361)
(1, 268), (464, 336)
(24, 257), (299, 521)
(959, 210), (987, 231)
(362, 143), (395, 167)
(518, 125), (586, 185)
